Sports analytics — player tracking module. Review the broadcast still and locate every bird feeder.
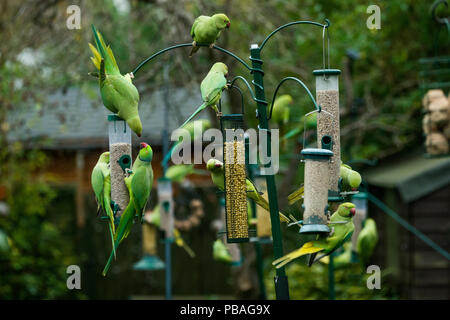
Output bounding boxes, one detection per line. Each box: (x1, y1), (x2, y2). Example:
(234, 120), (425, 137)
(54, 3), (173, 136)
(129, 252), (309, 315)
(253, 174), (272, 241)
(220, 114), (249, 243)
(300, 148), (334, 234)
(108, 114), (132, 219)
(133, 222), (165, 271)
(313, 69), (342, 200)
(158, 177), (174, 238)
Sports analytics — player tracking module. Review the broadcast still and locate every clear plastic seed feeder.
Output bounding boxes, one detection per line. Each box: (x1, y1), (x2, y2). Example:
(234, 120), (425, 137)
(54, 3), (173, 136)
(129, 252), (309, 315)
(108, 114), (132, 219)
(158, 177), (174, 238)
(220, 113), (249, 243)
(300, 148), (334, 234)
(313, 69), (342, 201)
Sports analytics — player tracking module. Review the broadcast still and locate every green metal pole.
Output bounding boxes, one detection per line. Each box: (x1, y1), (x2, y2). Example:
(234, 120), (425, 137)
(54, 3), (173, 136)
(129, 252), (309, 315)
(328, 252), (335, 300)
(249, 44), (289, 300)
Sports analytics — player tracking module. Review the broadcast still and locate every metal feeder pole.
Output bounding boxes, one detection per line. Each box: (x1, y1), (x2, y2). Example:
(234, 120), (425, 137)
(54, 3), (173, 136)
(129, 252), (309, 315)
(250, 44), (289, 300)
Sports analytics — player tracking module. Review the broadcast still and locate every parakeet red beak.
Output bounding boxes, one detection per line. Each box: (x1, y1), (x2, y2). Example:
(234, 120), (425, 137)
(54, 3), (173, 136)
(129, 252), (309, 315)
(226, 22), (230, 28)
(137, 133), (142, 137)
(140, 142), (148, 149)
(215, 163), (221, 168)
(350, 208), (356, 216)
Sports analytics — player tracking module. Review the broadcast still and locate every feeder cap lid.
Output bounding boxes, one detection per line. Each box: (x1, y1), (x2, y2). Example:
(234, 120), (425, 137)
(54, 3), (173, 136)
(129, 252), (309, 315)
(301, 148), (333, 160)
(313, 69), (341, 76)
(108, 114), (125, 121)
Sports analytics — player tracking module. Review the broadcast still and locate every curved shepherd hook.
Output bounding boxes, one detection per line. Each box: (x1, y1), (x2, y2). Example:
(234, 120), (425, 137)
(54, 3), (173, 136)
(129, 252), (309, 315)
(432, 0), (449, 25)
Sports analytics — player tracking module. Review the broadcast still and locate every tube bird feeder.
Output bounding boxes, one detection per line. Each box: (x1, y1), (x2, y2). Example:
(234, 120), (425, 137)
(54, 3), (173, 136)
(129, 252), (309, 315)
(158, 177), (174, 238)
(313, 69), (342, 200)
(221, 114), (249, 243)
(108, 114), (132, 219)
(133, 222), (165, 271)
(300, 148), (334, 234)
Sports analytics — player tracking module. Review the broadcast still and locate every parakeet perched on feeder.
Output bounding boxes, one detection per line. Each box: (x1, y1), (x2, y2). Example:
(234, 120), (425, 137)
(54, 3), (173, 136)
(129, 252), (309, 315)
(162, 119), (212, 166)
(144, 204), (196, 258)
(91, 151), (116, 258)
(179, 63), (228, 129)
(272, 202), (356, 269)
(356, 218), (378, 265)
(189, 13), (230, 57)
(102, 143), (154, 276)
(340, 163), (362, 192)
(213, 239), (232, 263)
(206, 158), (291, 223)
(89, 25), (143, 137)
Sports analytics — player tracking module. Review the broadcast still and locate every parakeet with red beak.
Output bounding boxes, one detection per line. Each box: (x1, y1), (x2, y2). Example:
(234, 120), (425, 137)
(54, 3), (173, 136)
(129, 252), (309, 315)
(206, 158), (291, 223)
(340, 163), (362, 192)
(102, 143), (154, 276)
(272, 202), (356, 268)
(179, 62), (228, 128)
(190, 13), (230, 57)
(89, 25), (143, 137)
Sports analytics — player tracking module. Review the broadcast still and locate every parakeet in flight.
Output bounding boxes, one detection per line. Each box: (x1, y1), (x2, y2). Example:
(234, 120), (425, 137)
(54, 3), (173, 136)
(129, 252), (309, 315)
(356, 218), (378, 265)
(272, 202), (356, 269)
(102, 143), (154, 276)
(162, 119), (212, 166)
(91, 152), (116, 258)
(206, 158), (291, 223)
(89, 25), (143, 137)
(179, 62), (228, 129)
(165, 164), (208, 182)
(340, 162), (362, 192)
(190, 13), (230, 57)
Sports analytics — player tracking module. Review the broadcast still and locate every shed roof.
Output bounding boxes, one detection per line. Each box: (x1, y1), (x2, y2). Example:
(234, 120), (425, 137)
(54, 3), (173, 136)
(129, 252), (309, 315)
(363, 149), (450, 203)
(7, 85), (210, 149)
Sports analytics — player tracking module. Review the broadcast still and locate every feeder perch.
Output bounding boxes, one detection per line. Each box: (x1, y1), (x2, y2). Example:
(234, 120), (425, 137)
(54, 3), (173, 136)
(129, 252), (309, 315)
(133, 222), (165, 271)
(314, 69), (342, 197)
(158, 177), (174, 238)
(108, 114), (132, 219)
(220, 114), (249, 243)
(300, 148), (334, 234)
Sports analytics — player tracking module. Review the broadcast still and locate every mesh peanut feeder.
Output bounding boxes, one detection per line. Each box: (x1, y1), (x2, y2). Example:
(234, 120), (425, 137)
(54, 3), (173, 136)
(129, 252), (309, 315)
(158, 177), (174, 238)
(313, 69), (342, 201)
(221, 114), (249, 243)
(300, 148), (334, 234)
(108, 114), (132, 219)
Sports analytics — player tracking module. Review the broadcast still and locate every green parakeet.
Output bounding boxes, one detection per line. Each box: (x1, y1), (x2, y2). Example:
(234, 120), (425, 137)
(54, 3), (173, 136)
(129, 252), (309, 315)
(272, 202), (356, 269)
(89, 25), (143, 137)
(281, 112), (317, 141)
(356, 218), (378, 265)
(287, 184), (304, 205)
(213, 239), (232, 263)
(144, 204), (195, 258)
(340, 162), (362, 192)
(271, 94), (293, 126)
(91, 151), (116, 258)
(190, 14), (230, 57)
(320, 242), (353, 268)
(102, 143), (154, 276)
(162, 119), (212, 166)
(206, 158), (291, 223)
(179, 63), (228, 129)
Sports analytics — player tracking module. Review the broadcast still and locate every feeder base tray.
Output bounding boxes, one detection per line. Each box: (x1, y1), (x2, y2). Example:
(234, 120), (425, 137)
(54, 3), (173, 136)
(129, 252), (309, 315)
(133, 255), (165, 271)
(299, 224), (331, 234)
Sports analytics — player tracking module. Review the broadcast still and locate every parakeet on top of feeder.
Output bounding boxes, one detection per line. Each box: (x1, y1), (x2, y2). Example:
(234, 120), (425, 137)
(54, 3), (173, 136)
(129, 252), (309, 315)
(102, 142), (154, 276)
(206, 158), (292, 224)
(89, 25), (143, 137)
(178, 62), (228, 129)
(190, 13), (230, 57)
(272, 202), (356, 269)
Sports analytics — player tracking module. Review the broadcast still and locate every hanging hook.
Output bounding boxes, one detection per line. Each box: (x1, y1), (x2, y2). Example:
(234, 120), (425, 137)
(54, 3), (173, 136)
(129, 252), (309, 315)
(431, 0), (449, 25)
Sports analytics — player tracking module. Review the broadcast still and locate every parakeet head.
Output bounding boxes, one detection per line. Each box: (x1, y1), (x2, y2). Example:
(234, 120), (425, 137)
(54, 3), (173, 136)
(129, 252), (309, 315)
(99, 152), (110, 163)
(337, 202), (356, 218)
(128, 116), (143, 137)
(206, 158), (223, 172)
(210, 62), (228, 76)
(139, 142), (153, 162)
(212, 13), (230, 29)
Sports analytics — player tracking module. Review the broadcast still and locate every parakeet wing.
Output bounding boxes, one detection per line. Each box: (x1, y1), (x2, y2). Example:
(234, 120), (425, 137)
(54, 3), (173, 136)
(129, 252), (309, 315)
(131, 166), (151, 212)
(91, 166), (105, 203)
(201, 71), (226, 103)
(191, 16), (209, 38)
